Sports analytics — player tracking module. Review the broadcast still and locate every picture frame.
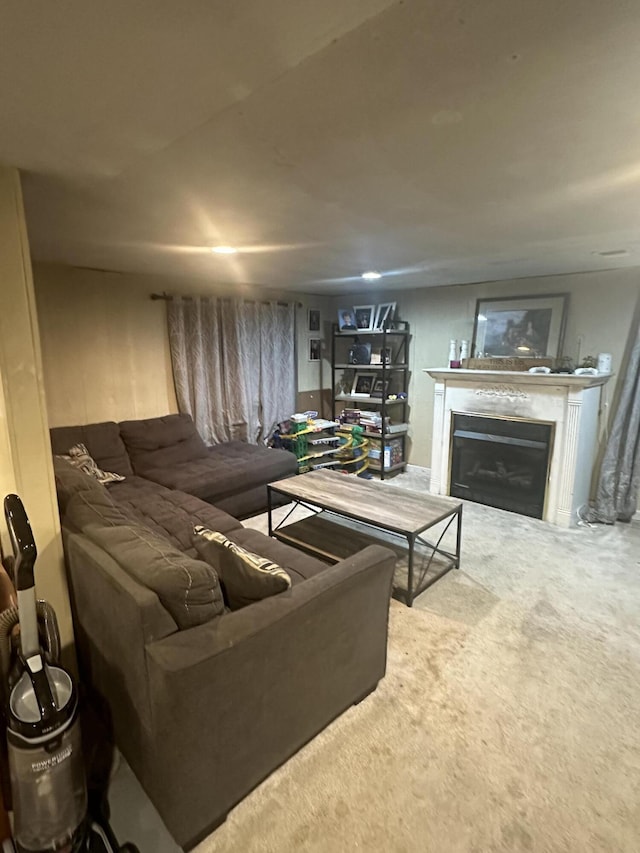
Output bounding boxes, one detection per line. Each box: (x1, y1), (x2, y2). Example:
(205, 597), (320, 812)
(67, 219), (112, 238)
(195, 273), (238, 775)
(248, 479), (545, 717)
(308, 308), (320, 332)
(308, 338), (321, 362)
(338, 307), (357, 331)
(351, 371), (376, 396)
(370, 377), (391, 399)
(374, 302), (396, 330)
(471, 293), (569, 359)
(353, 304), (376, 331)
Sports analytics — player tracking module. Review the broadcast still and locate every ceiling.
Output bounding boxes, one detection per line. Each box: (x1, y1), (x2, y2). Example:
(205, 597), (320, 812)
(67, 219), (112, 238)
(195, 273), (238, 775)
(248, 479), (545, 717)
(2, 0), (640, 294)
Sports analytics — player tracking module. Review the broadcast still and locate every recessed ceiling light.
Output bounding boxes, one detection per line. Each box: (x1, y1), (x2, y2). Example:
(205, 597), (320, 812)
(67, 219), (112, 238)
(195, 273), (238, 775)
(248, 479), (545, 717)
(211, 245), (237, 254)
(361, 270), (382, 280)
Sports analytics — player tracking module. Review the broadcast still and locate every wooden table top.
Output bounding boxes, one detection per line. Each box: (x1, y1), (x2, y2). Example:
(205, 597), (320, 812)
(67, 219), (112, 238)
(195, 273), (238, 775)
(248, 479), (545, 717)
(269, 469), (462, 535)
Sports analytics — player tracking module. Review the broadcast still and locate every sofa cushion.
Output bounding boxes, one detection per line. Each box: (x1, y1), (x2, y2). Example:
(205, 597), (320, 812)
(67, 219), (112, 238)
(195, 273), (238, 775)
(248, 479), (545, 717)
(52, 455), (107, 514)
(65, 490), (224, 629)
(57, 443), (125, 485)
(193, 526), (291, 610)
(118, 414), (208, 476)
(108, 478), (243, 556)
(140, 441), (298, 503)
(50, 422), (133, 477)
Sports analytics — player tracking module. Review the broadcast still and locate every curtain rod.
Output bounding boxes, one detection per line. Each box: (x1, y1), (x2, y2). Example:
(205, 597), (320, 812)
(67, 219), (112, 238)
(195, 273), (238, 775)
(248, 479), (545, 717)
(151, 291), (302, 308)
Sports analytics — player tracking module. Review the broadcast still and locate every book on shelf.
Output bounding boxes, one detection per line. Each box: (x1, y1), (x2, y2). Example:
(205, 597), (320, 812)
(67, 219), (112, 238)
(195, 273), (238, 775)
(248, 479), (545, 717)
(368, 436), (404, 467)
(385, 422), (408, 434)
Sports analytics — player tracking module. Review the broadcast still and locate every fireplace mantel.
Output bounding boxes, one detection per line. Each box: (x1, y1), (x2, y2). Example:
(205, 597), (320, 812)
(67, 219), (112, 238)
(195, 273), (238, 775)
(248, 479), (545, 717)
(424, 368), (610, 390)
(422, 368), (612, 527)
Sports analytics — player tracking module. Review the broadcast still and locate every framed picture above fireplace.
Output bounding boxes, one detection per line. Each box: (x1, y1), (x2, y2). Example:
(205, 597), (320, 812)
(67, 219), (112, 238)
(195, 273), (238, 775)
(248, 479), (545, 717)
(471, 293), (568, 359)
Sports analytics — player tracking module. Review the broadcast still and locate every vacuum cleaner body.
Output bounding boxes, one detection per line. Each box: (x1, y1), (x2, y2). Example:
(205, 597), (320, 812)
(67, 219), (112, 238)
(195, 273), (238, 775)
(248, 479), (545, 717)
(7, 668), (86, 852)
(3, 494), (88, 852)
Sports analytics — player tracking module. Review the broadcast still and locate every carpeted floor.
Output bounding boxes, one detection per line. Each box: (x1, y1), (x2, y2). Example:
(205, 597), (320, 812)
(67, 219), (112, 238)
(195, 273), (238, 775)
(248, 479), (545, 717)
(194, 469), (640, 853)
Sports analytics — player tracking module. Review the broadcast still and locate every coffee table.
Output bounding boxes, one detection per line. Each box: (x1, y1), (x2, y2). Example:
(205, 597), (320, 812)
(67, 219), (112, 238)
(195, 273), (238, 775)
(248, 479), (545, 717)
(267, 469), (462, 606)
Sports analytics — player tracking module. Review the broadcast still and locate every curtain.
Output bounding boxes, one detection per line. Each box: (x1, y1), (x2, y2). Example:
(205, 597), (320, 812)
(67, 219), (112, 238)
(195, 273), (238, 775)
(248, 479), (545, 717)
(167, 296), (295, 445)
(585, 316), (640, 523)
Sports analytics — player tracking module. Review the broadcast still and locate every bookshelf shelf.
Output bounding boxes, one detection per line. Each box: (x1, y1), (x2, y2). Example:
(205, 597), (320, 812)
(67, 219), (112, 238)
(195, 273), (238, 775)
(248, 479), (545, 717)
(331, 320), (410, 480)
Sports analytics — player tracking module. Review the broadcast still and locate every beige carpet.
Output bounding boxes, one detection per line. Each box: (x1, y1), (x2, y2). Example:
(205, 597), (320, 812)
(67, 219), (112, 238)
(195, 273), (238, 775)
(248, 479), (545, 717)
(195, 479), (640, 853)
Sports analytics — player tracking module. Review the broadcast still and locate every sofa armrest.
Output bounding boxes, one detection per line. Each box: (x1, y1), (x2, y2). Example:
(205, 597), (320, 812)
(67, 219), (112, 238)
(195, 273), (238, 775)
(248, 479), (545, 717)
(62, 530), (177, 744)
(143, 544), (395, 848)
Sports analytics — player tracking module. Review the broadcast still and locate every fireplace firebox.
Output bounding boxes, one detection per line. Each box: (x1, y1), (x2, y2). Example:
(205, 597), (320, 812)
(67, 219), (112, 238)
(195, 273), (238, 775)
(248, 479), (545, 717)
(450, 413), (553, 519)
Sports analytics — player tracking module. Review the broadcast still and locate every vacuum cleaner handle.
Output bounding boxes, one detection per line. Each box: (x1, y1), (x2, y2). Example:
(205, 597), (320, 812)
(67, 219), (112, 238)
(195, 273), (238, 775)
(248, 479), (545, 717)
(3, 495), (37, 592)
(3, 495), (40, 659)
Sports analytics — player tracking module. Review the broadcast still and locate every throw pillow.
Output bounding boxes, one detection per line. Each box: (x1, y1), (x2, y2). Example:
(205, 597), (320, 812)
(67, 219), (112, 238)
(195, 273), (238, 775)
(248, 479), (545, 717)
(66, 490), (225, 629)
(193, 526), (292, 610)
(52, 455), (107, 514)
(57, 443), (125, 485)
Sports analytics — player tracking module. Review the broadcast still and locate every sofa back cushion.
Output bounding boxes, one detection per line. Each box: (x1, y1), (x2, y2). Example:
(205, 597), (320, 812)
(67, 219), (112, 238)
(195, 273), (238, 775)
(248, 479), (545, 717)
(52, 455), (108, 514)
(118, 414), (208, 477)
(50, 422), (133, 477)
(65, 489), (225, 630)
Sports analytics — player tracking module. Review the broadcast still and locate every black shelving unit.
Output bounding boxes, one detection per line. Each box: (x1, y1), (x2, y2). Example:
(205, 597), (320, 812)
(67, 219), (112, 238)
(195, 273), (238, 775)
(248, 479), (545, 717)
(331, 320), (410, 479)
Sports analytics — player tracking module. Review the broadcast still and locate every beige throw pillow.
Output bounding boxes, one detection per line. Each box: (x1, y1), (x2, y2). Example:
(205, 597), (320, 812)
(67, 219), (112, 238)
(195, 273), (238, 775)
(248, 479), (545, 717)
(193, 526), (291, 610)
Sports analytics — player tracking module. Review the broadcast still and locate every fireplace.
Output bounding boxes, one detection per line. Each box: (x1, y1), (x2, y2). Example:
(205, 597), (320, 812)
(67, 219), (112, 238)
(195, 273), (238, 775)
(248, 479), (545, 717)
(423, 368), (611, 528)
(450, 413), (553, 518)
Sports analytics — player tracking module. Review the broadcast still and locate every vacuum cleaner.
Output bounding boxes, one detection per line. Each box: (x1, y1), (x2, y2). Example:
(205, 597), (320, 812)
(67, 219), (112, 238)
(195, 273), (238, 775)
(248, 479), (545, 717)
(1, 494), (137, 853)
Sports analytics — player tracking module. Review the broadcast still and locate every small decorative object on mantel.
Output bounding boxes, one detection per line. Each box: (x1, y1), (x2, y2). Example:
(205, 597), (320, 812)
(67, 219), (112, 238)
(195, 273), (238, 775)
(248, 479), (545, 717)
(463, 356), (554, 371)
(448, 339), (460, 368)
(597, 352), (612, 374)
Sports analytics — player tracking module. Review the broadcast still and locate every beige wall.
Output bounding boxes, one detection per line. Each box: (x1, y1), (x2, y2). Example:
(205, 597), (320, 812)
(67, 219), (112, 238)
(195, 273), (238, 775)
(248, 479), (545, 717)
(336, 267), (640, 468)
(34, 261), (639, 474)
(35, 264), (179, 426)
(0, 169), (73, 653)
(35, 262), (332, 427)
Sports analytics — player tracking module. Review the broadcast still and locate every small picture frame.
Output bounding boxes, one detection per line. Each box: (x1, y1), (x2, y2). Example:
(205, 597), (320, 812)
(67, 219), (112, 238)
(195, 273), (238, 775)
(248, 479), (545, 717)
(370, 377), (391, 398)
(353, 305), (376, 331)
(308, 339), (322, 362)
(374, 302), (396, 330)
(308, 308), (320, 332)
(351, 371), (376, 396)
(338, 307), (357, 331)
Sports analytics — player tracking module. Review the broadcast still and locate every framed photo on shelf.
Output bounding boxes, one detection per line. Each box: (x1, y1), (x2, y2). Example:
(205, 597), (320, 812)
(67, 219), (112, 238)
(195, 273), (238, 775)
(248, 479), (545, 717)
(472, 294), (568, 359)
(374, 302), (396, 330)
(351, 371), (376, 396)
(308, 308), (321, 332)
(308, 338), (321, 362)
(370, 377), (391, 398)
(338, 307), (357, 331)
(353, 305), (376, 331)
(370, 346), (392, 365)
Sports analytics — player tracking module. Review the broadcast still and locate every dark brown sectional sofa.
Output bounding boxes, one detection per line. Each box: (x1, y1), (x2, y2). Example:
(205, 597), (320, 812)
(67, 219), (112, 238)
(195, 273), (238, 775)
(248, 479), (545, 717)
(50, 415), (396, 850)
(51, 412), (298, 519)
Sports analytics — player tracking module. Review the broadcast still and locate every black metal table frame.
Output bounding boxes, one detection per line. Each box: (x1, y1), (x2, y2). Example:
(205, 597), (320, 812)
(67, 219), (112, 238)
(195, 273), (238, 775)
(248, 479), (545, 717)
(267, 485), (463, 607)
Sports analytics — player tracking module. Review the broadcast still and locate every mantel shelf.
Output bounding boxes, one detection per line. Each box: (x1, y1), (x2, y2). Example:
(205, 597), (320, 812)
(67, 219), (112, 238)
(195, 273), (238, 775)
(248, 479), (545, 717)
(423, 368), (612, 389)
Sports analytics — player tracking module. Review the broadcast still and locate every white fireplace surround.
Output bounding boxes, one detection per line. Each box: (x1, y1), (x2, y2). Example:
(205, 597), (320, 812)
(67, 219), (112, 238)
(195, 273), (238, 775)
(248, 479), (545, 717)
(423, 369), (612, 528)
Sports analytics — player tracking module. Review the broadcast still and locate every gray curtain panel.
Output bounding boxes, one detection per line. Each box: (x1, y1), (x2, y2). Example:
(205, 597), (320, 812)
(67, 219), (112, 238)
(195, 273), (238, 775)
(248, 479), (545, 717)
(586, 318), (640, 523)
(167, 296), (295, 445)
